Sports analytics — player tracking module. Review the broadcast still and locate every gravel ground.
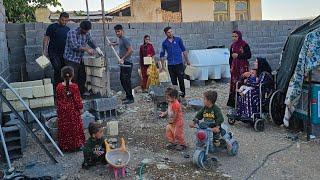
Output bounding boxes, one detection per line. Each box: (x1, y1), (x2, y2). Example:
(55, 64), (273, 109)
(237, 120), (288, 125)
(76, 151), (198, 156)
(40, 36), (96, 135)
(1, 80), (320, 180)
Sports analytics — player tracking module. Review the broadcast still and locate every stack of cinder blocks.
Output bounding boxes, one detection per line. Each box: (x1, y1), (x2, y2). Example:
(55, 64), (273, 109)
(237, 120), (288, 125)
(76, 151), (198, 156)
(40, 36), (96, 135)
(24, 23), (53, 80)
(92, 97), (118, 120)
(83, 56), (109, 96)
(2, 79), (54, 112)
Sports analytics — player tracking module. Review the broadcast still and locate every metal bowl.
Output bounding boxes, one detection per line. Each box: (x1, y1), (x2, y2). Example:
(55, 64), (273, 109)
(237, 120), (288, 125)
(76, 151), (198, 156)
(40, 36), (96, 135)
(105, 149), (130, 168)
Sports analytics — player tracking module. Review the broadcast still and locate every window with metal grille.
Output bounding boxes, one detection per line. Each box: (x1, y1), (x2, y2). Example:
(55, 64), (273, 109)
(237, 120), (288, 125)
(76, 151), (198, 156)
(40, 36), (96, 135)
(235, 0), (249, 21)
(214, 0), (229, 21)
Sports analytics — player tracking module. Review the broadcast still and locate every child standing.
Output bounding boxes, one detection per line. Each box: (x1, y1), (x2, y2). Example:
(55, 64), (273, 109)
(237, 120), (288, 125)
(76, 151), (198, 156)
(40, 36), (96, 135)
(190, 90), (232, 150)
(82, 122), (107, 169)
(56, 66), (85, 152)
(237, 69), (259, 96)
(160, 88), (186, 151)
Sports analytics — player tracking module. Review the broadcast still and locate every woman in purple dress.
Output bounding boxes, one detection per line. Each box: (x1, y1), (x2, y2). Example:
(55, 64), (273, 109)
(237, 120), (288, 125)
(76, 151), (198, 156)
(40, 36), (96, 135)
(235, 57), (273, 118)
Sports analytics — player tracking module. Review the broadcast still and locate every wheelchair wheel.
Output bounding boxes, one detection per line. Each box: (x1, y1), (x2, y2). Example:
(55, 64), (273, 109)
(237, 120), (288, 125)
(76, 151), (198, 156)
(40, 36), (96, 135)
(254, 119), (264, 132)
(269, 90), (285, 125)
(228, 117), (236, 125)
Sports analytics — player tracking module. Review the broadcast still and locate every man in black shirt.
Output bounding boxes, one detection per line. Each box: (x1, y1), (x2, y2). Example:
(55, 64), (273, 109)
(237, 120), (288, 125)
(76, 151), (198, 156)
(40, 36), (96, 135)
(43, 12), (70, 89)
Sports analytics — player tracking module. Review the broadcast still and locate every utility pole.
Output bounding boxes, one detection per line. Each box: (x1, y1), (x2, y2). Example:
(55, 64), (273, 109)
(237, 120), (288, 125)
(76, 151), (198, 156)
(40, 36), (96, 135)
(101, 0), (111, 97)
(85, 0), (89, 20)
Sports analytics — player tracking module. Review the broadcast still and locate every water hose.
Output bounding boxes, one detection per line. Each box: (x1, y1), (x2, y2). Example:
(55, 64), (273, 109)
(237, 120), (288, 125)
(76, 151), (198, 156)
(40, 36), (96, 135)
(139, 162), (146, 180)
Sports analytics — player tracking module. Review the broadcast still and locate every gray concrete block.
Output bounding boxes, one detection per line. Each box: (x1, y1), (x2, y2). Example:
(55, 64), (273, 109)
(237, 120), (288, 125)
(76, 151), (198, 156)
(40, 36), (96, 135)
(5, 24), (25, 31)
(129, 23), (144, 29)
(28, 70), (45, 81)
(143, 23), (157, 29)
(25, 23), (35, 31)
(92, 97), (118, 112)
(24, 45), (42, 56)
(26, 62), (42, 72)
(156, 22), (169, 30)
(6, 31), (25, 40)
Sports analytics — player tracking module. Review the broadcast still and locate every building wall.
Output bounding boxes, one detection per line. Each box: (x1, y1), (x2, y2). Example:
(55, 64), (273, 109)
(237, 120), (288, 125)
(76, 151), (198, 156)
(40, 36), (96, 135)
(0, 0), (10, 85)
(249, 0), (262, 20)
(131, 0), (162, 22)
(181, 0), (214, 22)
(18, 20), (307, 91)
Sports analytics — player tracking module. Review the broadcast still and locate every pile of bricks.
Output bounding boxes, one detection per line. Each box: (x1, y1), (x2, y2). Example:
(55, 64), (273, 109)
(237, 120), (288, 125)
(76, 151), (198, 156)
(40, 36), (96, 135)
(2, 79), (55, 112)
(84, 56), (109, 96)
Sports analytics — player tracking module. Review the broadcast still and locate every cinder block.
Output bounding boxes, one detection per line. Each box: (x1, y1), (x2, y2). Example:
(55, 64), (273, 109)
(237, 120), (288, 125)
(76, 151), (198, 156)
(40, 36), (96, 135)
(92, 97), (118, 112)
(44, 84), (54, 96)
(32, 85), (45, 98)
(28, 72), (44, 81)
(8, 82), (22, 88)
(3, 88), (18, 100)
(106, 121), (118, 136)
(86, 67), (107, 78)
(21, 80), (43, 87)
(18, 87), (33, 98)
(83, 56), (106, 67)
(42, 96), (54, 107)
(2, 102), (11, 112)
(43, 78), (51, 85)
(29, 98), (43, 109)
(13, 99), (28, 111)
(88, 76), (107, 87)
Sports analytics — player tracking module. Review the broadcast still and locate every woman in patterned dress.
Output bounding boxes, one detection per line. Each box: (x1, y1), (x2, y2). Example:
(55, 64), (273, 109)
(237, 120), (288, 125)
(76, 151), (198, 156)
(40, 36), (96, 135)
(139, 35), (156, 92)
(227, 31), (252, 113)
(56, 66), (85, 152)
(236, 58), (273, 118)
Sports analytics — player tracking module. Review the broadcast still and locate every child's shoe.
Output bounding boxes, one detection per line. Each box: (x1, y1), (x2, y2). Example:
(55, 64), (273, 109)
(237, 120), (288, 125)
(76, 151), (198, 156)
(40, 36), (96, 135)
(82, 162), (91, 170)
(175, 144), (186, 151)
(166, 143), (176, 150)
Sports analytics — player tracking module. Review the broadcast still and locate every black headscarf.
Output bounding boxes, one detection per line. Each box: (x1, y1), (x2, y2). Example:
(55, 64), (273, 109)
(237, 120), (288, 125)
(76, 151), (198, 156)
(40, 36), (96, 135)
(256, 57), (272, 77)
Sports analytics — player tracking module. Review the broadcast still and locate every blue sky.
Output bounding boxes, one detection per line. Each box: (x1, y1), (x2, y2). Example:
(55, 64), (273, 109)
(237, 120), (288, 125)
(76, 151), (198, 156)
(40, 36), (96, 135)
(51, 0), (320, 20)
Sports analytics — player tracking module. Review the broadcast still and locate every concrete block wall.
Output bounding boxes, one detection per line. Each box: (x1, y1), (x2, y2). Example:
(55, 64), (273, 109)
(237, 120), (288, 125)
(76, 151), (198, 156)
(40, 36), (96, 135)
(18, 20), (308, 91)
(0, 0), (10, 85)
(6, 24), (27, 82)
(237, 20), (308, 69)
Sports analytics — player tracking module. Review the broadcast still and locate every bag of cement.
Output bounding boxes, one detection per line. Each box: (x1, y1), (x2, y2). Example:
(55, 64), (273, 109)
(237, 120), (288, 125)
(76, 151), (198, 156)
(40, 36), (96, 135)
(36, 55), (50, 69)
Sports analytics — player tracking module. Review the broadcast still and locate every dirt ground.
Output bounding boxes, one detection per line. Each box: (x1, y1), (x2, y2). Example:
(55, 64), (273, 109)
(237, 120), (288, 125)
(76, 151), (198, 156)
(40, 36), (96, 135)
(1, 81), (320, 180)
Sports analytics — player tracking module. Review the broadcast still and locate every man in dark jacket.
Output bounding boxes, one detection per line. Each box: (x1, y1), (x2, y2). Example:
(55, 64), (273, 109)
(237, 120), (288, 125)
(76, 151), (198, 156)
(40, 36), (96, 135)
(43, 12), (70, 89)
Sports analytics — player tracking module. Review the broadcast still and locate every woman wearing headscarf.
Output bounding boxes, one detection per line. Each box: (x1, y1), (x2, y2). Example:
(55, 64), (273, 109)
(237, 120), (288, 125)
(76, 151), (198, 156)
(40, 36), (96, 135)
(139, 35), (156, 92)
(235, 57), (273, 118)
(227, 31), (252, 113)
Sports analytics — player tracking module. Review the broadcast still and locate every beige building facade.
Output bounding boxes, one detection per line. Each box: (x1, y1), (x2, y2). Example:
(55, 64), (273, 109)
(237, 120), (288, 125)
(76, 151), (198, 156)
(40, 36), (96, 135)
(110, 0), (262, 22)
(38, 0), (262, 23)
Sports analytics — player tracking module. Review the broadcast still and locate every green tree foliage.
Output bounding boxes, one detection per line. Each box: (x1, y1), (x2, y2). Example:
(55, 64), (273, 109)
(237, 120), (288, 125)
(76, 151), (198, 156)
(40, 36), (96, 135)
(3, 0), (61, 23)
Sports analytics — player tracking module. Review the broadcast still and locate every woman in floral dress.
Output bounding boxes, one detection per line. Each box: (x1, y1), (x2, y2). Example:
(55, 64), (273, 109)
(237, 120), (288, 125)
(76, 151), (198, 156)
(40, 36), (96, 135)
(56, 66), (85, 152)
